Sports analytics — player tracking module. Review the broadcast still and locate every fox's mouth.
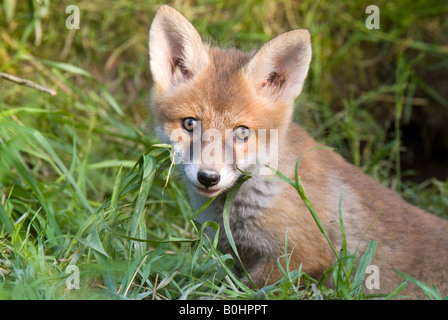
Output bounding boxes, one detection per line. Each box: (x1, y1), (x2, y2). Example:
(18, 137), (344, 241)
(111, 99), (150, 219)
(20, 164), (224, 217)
(192, 184), (222, 198)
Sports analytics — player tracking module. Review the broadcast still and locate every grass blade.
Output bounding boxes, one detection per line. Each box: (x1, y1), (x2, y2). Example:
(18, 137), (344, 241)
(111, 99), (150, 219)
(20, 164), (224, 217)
(222, 174), (255, 288)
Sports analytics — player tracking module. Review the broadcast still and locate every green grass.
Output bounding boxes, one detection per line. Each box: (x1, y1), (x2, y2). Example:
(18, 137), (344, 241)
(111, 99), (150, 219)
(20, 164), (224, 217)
(1, 0), (447, 300)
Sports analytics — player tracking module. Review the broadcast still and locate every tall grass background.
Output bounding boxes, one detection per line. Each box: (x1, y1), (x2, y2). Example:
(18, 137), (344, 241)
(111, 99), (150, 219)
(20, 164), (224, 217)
(0, 0), (447, 299)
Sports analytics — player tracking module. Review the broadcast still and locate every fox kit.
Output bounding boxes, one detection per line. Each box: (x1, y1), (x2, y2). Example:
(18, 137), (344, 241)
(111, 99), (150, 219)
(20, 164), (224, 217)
(148, 5), (448, 298)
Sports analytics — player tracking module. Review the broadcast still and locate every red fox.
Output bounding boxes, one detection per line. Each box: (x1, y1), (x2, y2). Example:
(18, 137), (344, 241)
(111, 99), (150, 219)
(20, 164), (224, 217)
(148, 5), (448, 298)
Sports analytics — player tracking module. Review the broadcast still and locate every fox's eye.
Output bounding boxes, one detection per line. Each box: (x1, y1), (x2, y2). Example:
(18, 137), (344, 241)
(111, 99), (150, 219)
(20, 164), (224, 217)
(234, 126), (250, 141)
(182, 118), (197, 132)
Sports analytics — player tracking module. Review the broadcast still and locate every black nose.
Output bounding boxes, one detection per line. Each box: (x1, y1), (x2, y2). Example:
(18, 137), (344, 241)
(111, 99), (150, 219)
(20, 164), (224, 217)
(197, 169), (220, 188)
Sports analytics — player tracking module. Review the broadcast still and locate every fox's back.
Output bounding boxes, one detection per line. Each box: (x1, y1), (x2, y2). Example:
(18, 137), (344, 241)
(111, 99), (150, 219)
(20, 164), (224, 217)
(283, 123), (448, 295)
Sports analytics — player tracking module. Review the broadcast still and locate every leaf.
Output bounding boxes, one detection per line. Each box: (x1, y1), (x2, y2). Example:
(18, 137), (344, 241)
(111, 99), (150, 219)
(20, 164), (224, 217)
(77, 230), (110, 258)
(101, 222), (198, 245)
(190, 194), (220, 220)
(40, 60), (95, 78)
(395, 270), (443, 300)
(384, 281), (408, 300)
(129, 154), (156, 253)
(3, 0), (16, 22)
(352, 240), (377, 295)
(222, 174), (255, 287)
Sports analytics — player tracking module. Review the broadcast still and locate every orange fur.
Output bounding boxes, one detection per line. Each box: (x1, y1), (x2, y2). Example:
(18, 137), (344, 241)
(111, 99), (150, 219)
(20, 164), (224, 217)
(149, 5), (448, 298)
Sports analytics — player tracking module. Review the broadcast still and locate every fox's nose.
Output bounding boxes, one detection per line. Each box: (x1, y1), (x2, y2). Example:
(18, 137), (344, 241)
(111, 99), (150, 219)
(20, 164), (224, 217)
(197, 169), (220, 188)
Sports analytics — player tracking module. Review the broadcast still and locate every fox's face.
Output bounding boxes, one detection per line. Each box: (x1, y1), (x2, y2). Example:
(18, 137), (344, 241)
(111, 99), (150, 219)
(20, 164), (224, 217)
(149, 6), (311, 197)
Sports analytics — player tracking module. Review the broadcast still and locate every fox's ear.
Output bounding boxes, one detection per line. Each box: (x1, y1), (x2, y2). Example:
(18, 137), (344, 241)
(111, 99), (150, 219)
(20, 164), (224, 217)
(244, 29), (312, 102)
(149, 5), (209, 91)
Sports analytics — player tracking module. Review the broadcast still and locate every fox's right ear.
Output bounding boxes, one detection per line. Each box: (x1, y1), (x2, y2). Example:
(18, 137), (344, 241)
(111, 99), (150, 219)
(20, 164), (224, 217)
(149, 5), (209, 91)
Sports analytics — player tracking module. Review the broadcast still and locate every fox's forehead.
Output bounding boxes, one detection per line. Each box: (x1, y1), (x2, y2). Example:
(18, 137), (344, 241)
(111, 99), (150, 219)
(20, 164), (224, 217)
(157, 47), (269, 129)
(208, 47), (253, 76)
(200, 47), (253, 107)
(197, 47), (256, 128)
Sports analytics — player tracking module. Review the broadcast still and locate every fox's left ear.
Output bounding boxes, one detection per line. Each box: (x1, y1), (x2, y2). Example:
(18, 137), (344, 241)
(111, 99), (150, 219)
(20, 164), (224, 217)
(244, 29), (312, 102)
